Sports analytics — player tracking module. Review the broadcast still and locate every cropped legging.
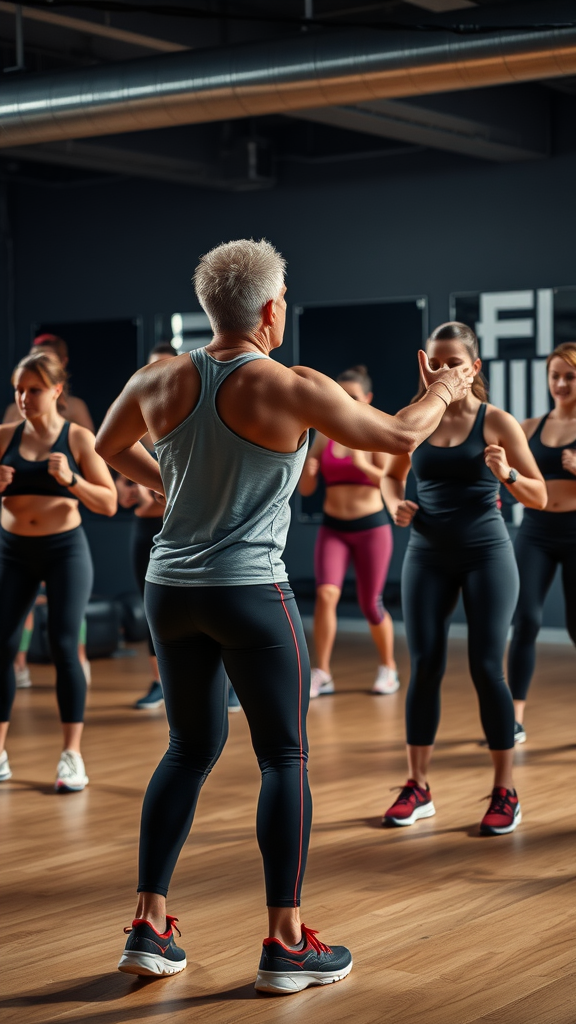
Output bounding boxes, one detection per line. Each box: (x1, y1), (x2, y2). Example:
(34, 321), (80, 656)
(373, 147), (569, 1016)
(131, 515), (163, 657)
(0, 526), (93, 722)
(314, 512), (393, 625)
(401, 538), (519, 751)
(507, 509), (576, 701)
(140, 581), (311, 906)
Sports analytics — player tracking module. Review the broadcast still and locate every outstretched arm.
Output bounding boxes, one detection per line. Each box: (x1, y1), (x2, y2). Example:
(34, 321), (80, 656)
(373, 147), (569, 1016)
(291, 352), (473, 455)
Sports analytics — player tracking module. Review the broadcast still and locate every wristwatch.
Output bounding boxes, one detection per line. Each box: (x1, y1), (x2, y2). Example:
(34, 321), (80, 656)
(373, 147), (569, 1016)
(505, 469), (518, 485)
(67, 473), (78, 488)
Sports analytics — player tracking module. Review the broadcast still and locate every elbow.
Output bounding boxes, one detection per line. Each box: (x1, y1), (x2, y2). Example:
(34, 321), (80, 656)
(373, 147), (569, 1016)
(104, 494), (118, 517)
(94, 435), (108, 460)
(524, 483), (547, 511)
(534, 484), (548, 511)
(387, 429), (417, 456)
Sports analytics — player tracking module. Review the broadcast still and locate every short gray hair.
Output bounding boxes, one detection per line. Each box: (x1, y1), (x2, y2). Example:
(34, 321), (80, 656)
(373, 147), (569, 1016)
(193, 238), (286, 334)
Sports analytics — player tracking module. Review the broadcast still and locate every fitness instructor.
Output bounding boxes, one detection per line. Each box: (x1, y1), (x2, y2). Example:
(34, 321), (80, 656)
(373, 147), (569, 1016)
(95, 239), (473, 994)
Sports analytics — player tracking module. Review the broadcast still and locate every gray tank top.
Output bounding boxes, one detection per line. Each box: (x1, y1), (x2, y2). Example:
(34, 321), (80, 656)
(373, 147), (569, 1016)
(146, 347), (308, 587)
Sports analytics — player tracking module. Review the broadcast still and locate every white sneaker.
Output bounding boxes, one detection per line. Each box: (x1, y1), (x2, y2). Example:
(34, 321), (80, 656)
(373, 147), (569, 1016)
(0, 750), (12, 781)
(15, 665), (32, 688)
(310, 668), (335, 699)
(81, 660), (91, 686)
(55, 750), (89, 792)
(372, 666), (400, 695)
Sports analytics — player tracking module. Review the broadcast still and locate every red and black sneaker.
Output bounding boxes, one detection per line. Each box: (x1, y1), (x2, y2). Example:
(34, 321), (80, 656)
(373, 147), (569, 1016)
(118, 915), (187, 976)
(480, 787), (522, 835)
(382, 778), (436, 827)
(255, 924), (352, 995)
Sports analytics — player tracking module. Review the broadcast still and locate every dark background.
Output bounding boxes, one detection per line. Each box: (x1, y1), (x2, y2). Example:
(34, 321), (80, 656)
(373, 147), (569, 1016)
(2, 56), (575, 627)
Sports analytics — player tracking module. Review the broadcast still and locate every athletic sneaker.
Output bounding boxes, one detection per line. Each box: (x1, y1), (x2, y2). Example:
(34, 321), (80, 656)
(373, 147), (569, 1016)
(118, 915), (187, 977)
(514, 721), (526, 744)
(254, 924), (352, 995)
(310, 668), (334, 699)
(228, 684), (242, 713)
(15, 665), (32, 688)
(55, 750), (89, 792)
(0, 750), (12, 781)
(134, 680), (164, 710)
(480, 787), (522, 835)
(382, 779), (436, 826)
(372, 666), (400, 695)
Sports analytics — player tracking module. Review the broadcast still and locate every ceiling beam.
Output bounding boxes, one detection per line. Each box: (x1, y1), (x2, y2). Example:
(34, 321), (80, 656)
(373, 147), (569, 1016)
(0, 1), (187, 53)
(290, 91), (548, 162)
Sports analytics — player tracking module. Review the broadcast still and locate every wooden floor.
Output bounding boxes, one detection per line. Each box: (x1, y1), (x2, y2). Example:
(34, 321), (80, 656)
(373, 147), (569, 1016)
(2, 633), (574, 1024)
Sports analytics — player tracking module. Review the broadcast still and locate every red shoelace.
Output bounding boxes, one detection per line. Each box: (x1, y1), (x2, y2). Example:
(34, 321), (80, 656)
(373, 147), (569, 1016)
(301, 924), (332, 954)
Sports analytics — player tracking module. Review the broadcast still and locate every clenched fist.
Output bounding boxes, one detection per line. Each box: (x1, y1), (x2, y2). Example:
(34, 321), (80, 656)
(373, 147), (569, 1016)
(484, 444), (511, 483)
(392, 499), (419, 527)
(48, 452), (74, 487)
(0, 465), (15, 493)
(561, 449), (576, 477)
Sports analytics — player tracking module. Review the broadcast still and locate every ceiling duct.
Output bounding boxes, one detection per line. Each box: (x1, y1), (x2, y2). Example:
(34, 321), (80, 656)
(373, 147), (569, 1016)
(1, 24), (576, 148)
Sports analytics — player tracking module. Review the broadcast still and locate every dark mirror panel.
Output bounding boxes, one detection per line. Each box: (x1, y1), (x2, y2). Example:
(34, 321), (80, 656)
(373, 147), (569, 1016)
(294, 297), (427, 522)
(33, 318), (142, 432)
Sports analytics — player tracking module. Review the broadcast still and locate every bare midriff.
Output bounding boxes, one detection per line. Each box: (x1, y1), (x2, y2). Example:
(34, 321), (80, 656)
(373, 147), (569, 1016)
(1, 494), (81, 536)
(543, 480), (576, 512)
(324, 482), (384, 521)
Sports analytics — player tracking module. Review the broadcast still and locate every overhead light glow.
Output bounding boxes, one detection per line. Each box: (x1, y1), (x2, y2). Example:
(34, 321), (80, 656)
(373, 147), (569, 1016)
(171, 313), (183, 335)
(171, 335), (183, 349)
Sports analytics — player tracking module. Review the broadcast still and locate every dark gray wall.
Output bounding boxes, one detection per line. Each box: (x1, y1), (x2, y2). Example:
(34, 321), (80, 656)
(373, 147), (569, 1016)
(5, 147), (576, 625)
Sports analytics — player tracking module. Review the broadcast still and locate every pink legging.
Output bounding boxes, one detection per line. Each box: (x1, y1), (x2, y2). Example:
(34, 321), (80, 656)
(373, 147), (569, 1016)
(314, 523), (393, 625)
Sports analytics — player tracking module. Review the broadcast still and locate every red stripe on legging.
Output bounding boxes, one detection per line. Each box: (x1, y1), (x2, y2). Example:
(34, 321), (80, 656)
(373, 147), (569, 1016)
(274, 582), (304, 908)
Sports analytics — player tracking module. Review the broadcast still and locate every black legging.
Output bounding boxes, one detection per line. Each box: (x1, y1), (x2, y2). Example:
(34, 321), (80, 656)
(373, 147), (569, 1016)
(131, 516), (162, 657)
(140, 581), (311, 906)
(402, 539), (519, 751)
(508, 509), (576, 701)
(0, 526), (93, 722)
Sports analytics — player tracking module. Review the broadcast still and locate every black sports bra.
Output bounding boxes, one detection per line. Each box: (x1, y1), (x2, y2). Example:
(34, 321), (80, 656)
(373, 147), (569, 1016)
(1, 421), (81, 498)
(528, 414), (576, 481)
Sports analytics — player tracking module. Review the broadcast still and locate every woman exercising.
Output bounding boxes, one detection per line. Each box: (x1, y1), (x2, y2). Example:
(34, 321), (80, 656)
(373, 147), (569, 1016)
(0, 350), (116, 790)
(507, 341), (576, 742)
(298, 365), (397, 697)
(95, 239), (472, 991)
(381, 322), (546, 836)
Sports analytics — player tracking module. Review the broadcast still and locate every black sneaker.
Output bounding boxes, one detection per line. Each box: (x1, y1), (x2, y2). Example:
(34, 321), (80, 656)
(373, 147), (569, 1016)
(254, 924), (352, 994)
(514, 721), (526, 744)
(118, 915), (187, 977)
(134, 681), (164, 710)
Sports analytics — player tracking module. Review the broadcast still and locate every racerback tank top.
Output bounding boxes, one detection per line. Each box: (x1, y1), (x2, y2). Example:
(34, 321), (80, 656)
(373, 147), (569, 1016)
(409, 403), (507, 549)
(146, 348), (308, 587)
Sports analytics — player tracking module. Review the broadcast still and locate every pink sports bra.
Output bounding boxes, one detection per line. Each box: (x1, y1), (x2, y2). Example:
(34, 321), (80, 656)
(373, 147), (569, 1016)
(319, 439), (378, 489)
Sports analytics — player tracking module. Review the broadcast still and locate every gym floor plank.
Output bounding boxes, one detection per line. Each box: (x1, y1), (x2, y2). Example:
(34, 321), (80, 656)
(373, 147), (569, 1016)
(1, 634), (574, 1024)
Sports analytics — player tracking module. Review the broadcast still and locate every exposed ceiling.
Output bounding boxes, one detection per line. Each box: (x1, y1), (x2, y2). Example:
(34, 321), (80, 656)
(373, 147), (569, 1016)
(1, 0), (575, 190)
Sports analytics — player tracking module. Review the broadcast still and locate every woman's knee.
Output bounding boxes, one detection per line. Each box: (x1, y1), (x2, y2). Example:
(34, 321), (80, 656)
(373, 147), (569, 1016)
(315, 584), (341, 608)
(512, 608), (541, 643)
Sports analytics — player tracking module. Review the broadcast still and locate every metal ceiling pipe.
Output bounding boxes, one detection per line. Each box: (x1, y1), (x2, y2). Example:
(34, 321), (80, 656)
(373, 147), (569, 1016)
(1, 24), (576, 148)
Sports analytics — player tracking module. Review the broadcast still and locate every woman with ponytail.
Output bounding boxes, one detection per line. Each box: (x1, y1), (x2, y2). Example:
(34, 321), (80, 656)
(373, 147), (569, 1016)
(381, 323), (546, 835)
(0, 351), (116, 790)
(298, 365), (398, 697)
